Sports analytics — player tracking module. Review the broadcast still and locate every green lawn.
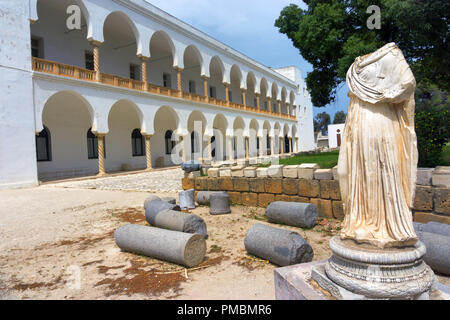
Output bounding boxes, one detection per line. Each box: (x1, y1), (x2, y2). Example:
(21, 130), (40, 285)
(259, 150), (340, 169)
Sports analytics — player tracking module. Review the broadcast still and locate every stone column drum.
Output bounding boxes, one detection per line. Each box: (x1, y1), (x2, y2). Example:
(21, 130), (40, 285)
(114, 224), (206, 268)
(150, 209), (208, 239)
(145, 199), (180, 224)
(266, 202), (318, 229)
(179, 189), (196, 210)
(196, 191), (227, 206)
(244, 223), (314, 266)
(210, 193), (231, 215)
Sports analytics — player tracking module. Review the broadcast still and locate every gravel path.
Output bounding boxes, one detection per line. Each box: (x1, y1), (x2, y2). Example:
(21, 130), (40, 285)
(49, 168), (184, 193)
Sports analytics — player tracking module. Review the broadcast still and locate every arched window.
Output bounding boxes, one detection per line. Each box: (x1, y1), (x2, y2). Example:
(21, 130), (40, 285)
(284, 135), (290, 153)
(132, 129), (145, 157)
(87, 128), (105, 159)
(165, 130), (175, 155)
(36, 126), (51, 161)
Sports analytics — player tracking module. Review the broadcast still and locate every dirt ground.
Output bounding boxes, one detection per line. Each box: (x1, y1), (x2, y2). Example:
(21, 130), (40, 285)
(0, 185), (448, 300)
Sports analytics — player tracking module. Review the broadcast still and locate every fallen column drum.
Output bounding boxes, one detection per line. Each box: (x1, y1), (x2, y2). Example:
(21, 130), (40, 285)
(150, 209), (208, 239)
(265, 201), (318, 229)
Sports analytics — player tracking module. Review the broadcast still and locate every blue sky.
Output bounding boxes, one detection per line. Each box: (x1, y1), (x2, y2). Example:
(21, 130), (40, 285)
(146, 0), (350, 121)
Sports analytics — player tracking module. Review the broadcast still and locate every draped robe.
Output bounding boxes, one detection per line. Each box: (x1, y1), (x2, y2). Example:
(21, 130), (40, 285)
(338, 43), (418, 248)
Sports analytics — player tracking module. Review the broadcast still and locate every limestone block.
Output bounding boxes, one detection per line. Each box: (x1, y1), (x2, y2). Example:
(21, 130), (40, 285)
(258, 193), (275, 207)
(332, 201), (345, 220)
(298, 163), (319, 180)
(217, 177), (233, 191)
(242, 192), (258, 207)
(319, 180), (341, 200)
(228, 192), (242, 205)
(243, 167), (257, 178)
(187, 171), (201, 178)
(182, 177), (195, 190)
(249, 157), (258, 165)
(201, 166), (211, 176)
(432, 166), (450, 187)
(248, 178), (266, 193)
(413, 212), (450, 225)
(231, 165), (245, 177)
(244, 223), (314, 267)
(208, 168), (219, 178)
(275, 194), (291, 202)
(417, 168), (435, 186)
(265, 178), (282, 194)
(282, 178), (298, 195)
(219, 168), (231, 177)
(233, 177), (249, 192)
(416, 231), (450, 276)
(283, 165), (299, 178)
(314, 169), (334, 180)
(114, 224), (206, 268)
(433, 188), (450, 215)
(268, 165), (284, 178)
(310, 198), (333, 218)
(150, 209), (208, 238)
(256, 167), (269, 177)
(413, 186), (433, 211)
(195, 177), (209, 190)
(266, 201), (318, 229)
(298, 179), (320, 198)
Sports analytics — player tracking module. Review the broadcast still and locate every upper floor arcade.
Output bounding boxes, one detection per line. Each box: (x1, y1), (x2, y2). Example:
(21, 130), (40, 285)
(28, 0), (309, 121)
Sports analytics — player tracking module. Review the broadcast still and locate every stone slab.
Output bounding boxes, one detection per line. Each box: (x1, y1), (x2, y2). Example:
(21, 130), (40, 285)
(314, 169), (334, 180)
(243, 167), (257, 178)
(256, 167), (269, 177)
(219, 168), (231, 177)
(231, 165), (245, 177)
(432, 166), (450, 187)
(207, 168), (219, 178)
(268, 165), (284, 178)
(283, 165), (299, 178)
(417, 168), (435, 186)
(332, 166), (339, 181)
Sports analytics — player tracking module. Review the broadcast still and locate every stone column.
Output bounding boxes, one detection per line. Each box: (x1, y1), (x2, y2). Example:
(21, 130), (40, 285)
(241, 89), (246, 108)
(256, 93), (260, 110)
(286, 103), (290, 115)
(207, 136), (213, 160)
(175, 67), (183, 97)
(289, 138), (293, 154)
(267, 97), (272, 113)
(224, 83), (230, 106)
(96, 134), (106, 176)
(277, 100), (281, 114)
(296, 138), (299, 152)
(270, 137), (275, 156)
(281, 137), (285, 154)
(228, 136), (234, 161)
(140, 56), (148, 91)
(179, 136), (185, 162)
(202, 76), (209, 101)
(259, 137), (264, 157)
(294, 105), (297, 117)
(144, 134), (152, 170)
(245, 137), (249, 159)
(90, 40), (102, 82)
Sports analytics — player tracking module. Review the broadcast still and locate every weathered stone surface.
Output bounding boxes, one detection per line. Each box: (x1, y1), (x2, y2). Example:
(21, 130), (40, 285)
(144, 195), (161, 210)
(196, 191), (227, 205)
(231, 165), (245, 177)
(219, 168), (231, 177)
(195, 177), (209, 191)
(417, 168), (435, 186)
(242, 192), (258, 207)
(208, 178), (220, 191)
(414, 222), (450, 237)
(319, 180), (341, 200)
(314, 169), (334, 180)
(149, 209), (208, 238)
(298, 179), (320, 198)
(298, 163), (319, 180)
(161, 197), (176, 204)
(114, 224), (206, 268)
(258, 193), (275, 207)
(233, 177), (249, 192)
(433, 188), (450, 215)
(145, 200), (181, 224)
(332, 201), (345, 220)
(210, 193), (231, 215)
(268, 165), (284, 178)
(244, 223), (314, 267)
(266, 201), (318, 229)
(217, 177), (233, 191)
(416, 231), (450, 276)
(228, 192), (242, 205)
(310, 198), (333, 218)
(248, 178), (266, 193)
(290, 196), (310, 203)
(187, 171), (201, 178)
(275, 194), (291, 202)
(332, 166), (339, 181)
(414, 212), (450, 224)
(182, 178), (195, 190)
(282, 178), (298, 195)
(283, 165), (299, 178)
(256, 167), (269, 177)
(208, 168), (219, 178)
(265, 178), (283, 194)
(413, 186), (433, 211)
(243, 167), (257, 178)
(432, 166), (450, 188)
(179, 189), (195, 210)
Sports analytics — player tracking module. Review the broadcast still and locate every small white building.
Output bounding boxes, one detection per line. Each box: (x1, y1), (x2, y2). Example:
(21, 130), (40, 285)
(328, 124), (345, 149)
(0, 0), (315, 189)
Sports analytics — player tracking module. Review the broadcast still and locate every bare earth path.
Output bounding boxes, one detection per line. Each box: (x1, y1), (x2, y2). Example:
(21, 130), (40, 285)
(0, 169), (448, 300)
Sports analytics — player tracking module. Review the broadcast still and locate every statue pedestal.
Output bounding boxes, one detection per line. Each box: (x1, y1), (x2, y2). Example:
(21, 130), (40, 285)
(274, 237), (449, 300)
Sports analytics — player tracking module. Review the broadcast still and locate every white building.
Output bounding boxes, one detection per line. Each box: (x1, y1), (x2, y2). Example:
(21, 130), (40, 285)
(0, 0), (315, 189)
(328, 124), (345, 149)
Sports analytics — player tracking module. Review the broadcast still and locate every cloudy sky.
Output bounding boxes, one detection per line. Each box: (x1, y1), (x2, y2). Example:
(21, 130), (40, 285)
(145, 0), (349, 120)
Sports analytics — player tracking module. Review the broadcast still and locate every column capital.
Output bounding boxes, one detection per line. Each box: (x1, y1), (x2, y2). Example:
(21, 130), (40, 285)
(255, 92), (260, 96)
(241, 88), (247, 92)
(174, 66), (184, 72)
(143, 133), (153, 138)
(138, 55), (150, 61)
(95, 133), (107, 138)
(89, 39), (103, 47)
(223, 82), (230, 88)
(201, 75), (210, 80)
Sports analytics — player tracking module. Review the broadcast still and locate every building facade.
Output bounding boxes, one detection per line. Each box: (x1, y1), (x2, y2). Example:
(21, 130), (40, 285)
(0, 0), (315, 189)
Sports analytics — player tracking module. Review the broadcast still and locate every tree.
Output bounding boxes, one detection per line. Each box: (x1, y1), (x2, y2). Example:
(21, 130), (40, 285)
(333, 111), (347, 124)
(314, 112), (331, 135)
(275, 0), (450, 107)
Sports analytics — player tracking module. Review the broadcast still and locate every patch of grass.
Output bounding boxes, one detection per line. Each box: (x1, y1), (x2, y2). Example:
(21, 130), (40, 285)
(279, 150), (339, 168)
